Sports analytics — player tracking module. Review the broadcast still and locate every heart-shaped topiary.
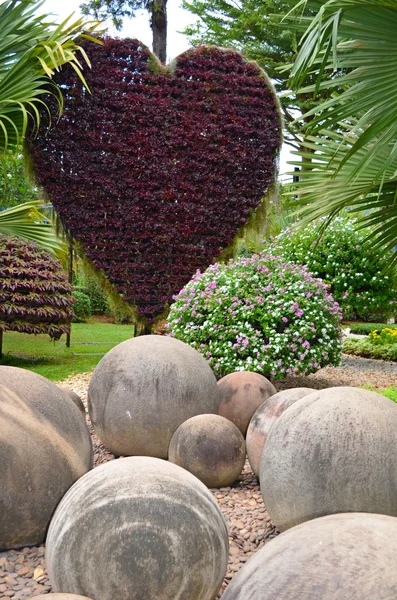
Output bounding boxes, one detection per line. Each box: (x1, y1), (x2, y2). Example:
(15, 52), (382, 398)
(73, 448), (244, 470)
(28, 39), (281, 323)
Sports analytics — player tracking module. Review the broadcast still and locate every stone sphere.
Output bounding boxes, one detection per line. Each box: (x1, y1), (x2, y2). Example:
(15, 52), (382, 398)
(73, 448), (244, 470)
(218, 371), (276, 436)
(58, 386), (85, 414)
(169, 414), (246, 487)
(46, 457), (228, 600)
(246, 387), (314, 477)
(0, 366), (93, 550)
(260, 386), (397, 531)
(34, 596), (92, 600)
(222, 512), (397, 599)
(87, 335), (220, 458)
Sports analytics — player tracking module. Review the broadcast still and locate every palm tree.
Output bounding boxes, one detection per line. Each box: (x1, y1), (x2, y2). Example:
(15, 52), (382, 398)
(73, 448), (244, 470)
(287, 0), (397, 257)
(0, 0), (100, 252)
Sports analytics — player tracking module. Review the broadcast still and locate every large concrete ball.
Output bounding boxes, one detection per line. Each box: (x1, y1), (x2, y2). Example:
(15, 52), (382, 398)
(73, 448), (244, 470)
(218, 372), (276, 436)
(34, 596), (93, 599)
(222, 513), (397, 600)
(0, 367), (93, 550)
(58, 386), (86, 415)
(246, 387), (314, 477)
(46, 457), (229, 600)
(169, 414), (246, 487)
(87, 335), (220, 458)
(260, 386), (397, 531)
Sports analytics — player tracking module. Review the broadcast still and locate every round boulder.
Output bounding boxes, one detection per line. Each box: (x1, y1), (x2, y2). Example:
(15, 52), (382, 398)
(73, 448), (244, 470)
(58, 386), (85, 415)
(34, 596), (93, 600)
(246, 387), (314, 477)
(222, 512), (397, 599)
(260, 386), (397, 531)
(87, 335), (220, 458)
(169, 414), (246, 488)
(46, 457), (228, 600)
(218, 372), (276, 436)
(0, 366), (93, 550)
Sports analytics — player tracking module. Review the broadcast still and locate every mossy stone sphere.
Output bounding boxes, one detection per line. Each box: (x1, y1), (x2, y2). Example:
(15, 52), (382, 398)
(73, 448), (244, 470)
(34, 595), (92, 600)
(46, 457), (228, 600)
(0, 367), (93, 550)
(246, 387), (314, 477)
(88, 335), (220, 457)
(218, 371), (276, 436)
(222, 513), (397, 599)
(260, 387), (397, 531)
(169, 414), (246, 487)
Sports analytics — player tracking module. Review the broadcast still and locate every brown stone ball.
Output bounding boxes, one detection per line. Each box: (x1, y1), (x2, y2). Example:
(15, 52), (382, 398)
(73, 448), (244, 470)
(260, 386), (397, 531)
(34, 596), (93, 600)
(169, 414), (246, 488)
(222, 513), (397, 599)
(0, 367), (93, 550)
(46, 457), (228, 600)
(88, 335), (220, 458)
(246, 387), (314, 477)
(218, 371), (276, 436)
(58, 386), (85, 415)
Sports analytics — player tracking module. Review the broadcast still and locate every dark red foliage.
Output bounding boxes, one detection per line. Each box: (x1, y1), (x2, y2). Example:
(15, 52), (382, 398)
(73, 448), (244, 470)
(28, 39), (281, 322)
(0, 236), (74, 338)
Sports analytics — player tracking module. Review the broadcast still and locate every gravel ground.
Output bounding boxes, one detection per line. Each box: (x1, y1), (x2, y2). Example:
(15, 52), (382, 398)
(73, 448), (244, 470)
(1, 354), (396, 598)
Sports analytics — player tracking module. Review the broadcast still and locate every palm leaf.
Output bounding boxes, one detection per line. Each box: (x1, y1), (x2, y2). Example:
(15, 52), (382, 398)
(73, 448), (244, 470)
(0, 200), (66, 255)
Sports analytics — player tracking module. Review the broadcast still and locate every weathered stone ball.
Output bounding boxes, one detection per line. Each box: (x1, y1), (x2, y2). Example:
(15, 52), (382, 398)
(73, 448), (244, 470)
(260, 386), (397, 531)
(246, 387), (314, 477)
(169, 414), (246, 488)
(58, 386), (85, 415)
(218, 371), (276, 436)
(222, 512), (397, 599)
(88, 335), (220, 458)
(34, 595), (93, 600)
(46, 457), (228, 600)
(0, 366), (93, 550)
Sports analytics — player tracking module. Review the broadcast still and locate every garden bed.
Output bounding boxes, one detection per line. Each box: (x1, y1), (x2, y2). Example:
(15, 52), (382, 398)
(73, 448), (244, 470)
(2, 355), (397, 598)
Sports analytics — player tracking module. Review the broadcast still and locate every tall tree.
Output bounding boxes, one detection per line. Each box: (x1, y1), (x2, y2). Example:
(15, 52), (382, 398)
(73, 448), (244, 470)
(80, 0), (168, 62)
(287, 0), (397, 258)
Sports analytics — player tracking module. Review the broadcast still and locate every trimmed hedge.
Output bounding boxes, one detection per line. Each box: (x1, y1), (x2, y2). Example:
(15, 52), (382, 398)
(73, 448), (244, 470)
(0, 235), (74, 339)
(348, 322), (397, 335)
(343, 338), (397, 361)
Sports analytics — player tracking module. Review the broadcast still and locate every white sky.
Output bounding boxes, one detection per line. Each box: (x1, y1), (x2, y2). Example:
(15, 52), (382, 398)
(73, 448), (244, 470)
(41, 0), (292, 177)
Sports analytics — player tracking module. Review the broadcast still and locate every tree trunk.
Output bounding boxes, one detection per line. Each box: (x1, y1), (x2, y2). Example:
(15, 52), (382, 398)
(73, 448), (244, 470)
(151, 0), (167, 63)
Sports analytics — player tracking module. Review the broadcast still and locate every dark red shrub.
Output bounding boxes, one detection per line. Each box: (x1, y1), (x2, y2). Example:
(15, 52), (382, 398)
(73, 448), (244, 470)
(28, 39), (281, 322)
(0, 236), (74, 338)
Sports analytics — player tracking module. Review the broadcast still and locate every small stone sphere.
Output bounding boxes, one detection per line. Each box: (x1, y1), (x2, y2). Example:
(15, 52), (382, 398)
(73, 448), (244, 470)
(222, 513), (397, 600)
(169, 414), (246, 488)
(0, 367), (93, 550)
(87, 335), (220, 458)
(58, 386), (85, 414)
(260, 387), (397, 531)
(46, 457), (229, 600)
(34, 596), (92, 600)
(246, 388), (314, 477)
(218, 371), (276, 436)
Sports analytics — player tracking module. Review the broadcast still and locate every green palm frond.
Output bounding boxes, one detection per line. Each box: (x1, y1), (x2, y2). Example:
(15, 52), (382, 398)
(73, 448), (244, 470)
(0, 200), (66, 255)
(0, 0), (101, 153)
(286, 0), (397, 254)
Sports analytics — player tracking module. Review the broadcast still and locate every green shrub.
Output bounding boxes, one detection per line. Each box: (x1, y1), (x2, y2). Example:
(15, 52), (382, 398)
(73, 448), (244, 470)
(167, 253), (342, 379)
(268, 216), (397, 320)
(348, 323), (397, 335)
(72, 291), (92, 322)
(343, 338), (397, 361)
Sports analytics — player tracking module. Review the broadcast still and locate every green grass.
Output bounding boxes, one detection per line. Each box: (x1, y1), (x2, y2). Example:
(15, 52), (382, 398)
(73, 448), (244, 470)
(0, 319), (135, 381)
(361, 384), (397, 403)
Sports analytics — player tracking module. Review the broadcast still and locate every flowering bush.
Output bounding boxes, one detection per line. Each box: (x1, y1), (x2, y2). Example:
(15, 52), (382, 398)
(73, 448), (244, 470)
(166, 254), (342, 378)
(268, 216), (397, 320)
(369, 328), (397, 345)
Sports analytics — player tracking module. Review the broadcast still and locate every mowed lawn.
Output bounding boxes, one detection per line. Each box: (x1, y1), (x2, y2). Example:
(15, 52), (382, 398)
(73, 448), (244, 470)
(0, 320), (135, 381)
